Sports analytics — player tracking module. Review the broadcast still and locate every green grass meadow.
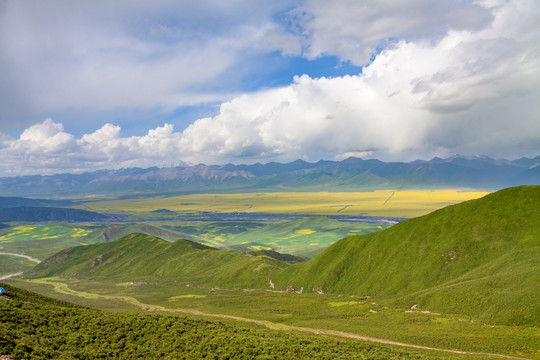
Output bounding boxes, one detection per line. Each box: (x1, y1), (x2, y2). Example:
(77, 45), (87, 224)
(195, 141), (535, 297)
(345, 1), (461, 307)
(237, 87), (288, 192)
(3, 281), (499, 360)
(0, 216), (391, 277)
(6, 277), (539, 359)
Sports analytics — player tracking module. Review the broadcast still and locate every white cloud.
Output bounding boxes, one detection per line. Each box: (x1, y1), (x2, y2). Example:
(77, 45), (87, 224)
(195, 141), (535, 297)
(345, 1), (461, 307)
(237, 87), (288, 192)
(0, 0), (538, 176)
(176, 0), (540, 163)
(334, 151), (374, 161)
(15, 119), (75, 153)
(279, 0), (495, 65)
(0, 0), (294, 130)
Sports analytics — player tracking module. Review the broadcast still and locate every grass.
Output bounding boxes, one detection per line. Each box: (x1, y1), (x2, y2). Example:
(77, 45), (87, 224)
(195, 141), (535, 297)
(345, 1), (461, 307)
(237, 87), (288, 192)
(12, 186), (538, 358)
(0, 222), (190, 274)
(273, 186), (540, 327)
(26, 234), (289, 290)
(0, 216), (392, 275)
(0, 224), (111, 260)
(3, 281), (492, 360)
(3, 187), (537, 358)
(0, 254), (34, 276)
(6, 277), (539, 359)
(78, 190), (489, 218)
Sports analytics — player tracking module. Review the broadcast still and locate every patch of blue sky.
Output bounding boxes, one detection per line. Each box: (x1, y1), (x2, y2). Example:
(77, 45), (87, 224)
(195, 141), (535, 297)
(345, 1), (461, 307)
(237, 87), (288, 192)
(225, 51), (364, 93)
(370, 37), (401, 62)
(163, 53), (364, 130)
(268, 52), (364, 84)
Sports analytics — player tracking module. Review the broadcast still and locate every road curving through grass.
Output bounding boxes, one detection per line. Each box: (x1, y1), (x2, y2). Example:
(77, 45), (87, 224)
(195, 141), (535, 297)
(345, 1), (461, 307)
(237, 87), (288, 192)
(27, 277), (533, 360)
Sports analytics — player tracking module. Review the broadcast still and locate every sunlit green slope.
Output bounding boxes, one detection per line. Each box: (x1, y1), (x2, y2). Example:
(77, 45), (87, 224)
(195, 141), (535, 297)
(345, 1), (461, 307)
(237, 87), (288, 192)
(0, 282), (432, 359)
(26, 233), (288, 288)
(275, 185), (540, 325)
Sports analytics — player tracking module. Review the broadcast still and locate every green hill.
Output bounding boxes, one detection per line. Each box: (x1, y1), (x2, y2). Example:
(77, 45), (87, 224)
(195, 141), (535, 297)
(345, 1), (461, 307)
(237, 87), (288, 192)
(25, 233), (290, 288)
(274, 185), (540, 326)
(0, 222), (188, 273)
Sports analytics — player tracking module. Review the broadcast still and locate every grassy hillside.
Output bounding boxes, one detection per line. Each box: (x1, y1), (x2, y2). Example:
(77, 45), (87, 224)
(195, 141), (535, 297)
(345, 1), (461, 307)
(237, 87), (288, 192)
(0, 282), (448, 360)
(274, 185), (540, 326)
(25, 233), (290, 288)
(174, 216), (390, 258)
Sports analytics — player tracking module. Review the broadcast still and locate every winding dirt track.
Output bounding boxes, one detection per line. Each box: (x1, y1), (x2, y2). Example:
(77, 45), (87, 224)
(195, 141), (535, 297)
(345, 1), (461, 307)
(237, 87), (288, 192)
(0, 272), (22, 281)
(21, 278), (534, 360)
(133, 300), (531, 359)
(0, 253), (40, 280)
(0, 252), (41, 263)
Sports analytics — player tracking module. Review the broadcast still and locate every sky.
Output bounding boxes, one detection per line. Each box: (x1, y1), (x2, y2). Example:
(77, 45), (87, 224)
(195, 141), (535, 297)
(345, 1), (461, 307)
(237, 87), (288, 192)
(0, 0), (539, 176)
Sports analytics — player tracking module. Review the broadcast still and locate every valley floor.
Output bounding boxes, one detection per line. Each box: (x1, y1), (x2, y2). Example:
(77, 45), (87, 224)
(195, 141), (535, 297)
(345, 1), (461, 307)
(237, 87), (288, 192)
(6, 277), (539, 360)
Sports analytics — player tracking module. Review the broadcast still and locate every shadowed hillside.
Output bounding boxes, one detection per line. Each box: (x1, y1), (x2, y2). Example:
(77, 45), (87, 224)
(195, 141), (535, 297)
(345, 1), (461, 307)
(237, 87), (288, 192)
(0, 206), (115, 222)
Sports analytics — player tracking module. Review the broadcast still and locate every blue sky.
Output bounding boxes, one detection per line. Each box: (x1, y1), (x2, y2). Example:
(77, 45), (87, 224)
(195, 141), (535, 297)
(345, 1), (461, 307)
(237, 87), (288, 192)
(0, 0), (539, 176)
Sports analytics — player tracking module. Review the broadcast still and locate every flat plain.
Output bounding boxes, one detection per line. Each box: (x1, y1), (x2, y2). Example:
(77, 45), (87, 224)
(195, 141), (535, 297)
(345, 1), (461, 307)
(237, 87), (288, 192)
(79, 189), (489, 218)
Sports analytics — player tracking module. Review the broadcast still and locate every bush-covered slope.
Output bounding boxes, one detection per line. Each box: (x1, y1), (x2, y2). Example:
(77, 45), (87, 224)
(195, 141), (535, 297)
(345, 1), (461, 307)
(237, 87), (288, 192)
(26, 233), (289, 288)
(0, 283), (431, 359)
(274, 186), (540, 325)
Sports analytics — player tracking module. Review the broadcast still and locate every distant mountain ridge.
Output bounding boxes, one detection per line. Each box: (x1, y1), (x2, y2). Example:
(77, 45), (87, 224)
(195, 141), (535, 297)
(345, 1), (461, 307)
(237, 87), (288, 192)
(1, 155), (538, 196)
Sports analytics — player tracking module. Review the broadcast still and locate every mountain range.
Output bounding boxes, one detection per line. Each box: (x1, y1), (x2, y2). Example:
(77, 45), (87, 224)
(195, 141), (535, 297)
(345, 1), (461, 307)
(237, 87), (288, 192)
(1, 155), (538, 197)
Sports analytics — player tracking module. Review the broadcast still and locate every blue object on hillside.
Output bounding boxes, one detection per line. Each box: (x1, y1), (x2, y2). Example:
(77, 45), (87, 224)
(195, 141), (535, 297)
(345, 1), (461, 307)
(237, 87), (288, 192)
(0, 287), (4, 294)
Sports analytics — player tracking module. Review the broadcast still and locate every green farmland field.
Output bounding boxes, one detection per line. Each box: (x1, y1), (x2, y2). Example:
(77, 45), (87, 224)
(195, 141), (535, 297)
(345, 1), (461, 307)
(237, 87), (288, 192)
(161, 216), (391, 257)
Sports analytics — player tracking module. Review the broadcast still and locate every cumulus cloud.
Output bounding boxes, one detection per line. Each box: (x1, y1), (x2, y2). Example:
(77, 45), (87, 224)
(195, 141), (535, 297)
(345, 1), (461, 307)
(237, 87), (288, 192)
(0, 0), (538, 176)
(0, 120), (186, 176)
(175, 0), (540, 163)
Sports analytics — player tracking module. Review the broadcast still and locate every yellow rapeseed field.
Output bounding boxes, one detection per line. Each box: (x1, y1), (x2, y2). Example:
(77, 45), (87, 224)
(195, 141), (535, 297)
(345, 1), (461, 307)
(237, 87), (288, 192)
(82, 190), (489, 218)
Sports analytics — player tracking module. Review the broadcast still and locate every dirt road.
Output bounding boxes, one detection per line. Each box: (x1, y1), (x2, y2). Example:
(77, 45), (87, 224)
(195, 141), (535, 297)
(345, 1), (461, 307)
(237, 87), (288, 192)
(0, 272), (23, 281)
(127, 297), (530, 359)
(26, 278), (533, 360)
(0, 252), (41, 263)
